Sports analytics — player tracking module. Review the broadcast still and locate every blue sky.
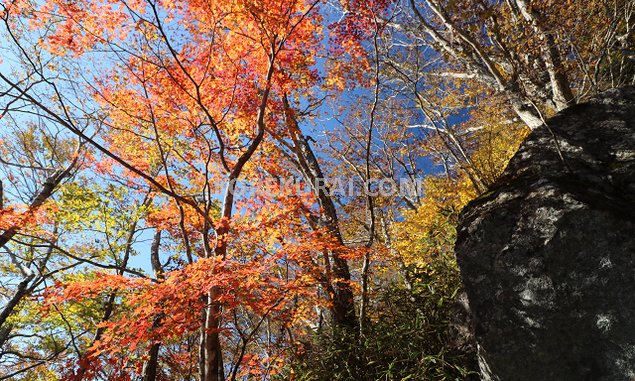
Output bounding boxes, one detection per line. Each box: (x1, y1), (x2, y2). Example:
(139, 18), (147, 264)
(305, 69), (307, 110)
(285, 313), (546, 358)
(0, 0), (451, 282)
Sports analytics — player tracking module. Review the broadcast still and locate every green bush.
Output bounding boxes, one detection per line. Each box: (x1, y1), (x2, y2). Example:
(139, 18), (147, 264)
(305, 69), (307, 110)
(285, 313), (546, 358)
(286, 254), (478, 381)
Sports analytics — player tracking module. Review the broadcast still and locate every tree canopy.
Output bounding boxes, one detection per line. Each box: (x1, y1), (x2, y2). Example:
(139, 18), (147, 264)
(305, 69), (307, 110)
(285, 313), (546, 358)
(0, 0), (632, 379)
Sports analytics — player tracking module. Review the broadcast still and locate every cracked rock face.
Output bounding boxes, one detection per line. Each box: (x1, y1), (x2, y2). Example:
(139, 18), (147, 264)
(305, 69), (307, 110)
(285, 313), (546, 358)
(455, 87), (635, 381)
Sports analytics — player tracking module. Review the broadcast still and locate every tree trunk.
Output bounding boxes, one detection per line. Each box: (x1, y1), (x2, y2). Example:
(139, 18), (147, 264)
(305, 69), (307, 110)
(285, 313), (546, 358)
(507, 89), (545, 129)
(0, 274), (34, 347)
(0, 169), (67, 249)
(513, 0), (575, 110)
(142, 340), (161, 381)
(198, 179), (235, 381)
(201, 288), (225, 381)
(283, 97), (357, 329)
(142, 230), (164, 381)
(0, 169), (70, 346)
(197, 57), (275, 380)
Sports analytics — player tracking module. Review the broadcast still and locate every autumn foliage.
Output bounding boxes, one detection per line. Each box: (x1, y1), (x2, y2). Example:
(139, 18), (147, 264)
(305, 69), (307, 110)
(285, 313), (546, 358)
(0, 0), (633, 379)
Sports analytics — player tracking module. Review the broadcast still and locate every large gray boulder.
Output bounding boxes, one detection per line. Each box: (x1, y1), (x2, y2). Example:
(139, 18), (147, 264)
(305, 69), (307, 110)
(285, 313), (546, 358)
(455, 87), (635, 381)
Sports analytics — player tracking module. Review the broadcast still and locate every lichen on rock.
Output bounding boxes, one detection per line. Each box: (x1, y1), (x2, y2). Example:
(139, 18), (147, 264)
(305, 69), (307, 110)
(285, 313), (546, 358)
(455, 87), (635, 381)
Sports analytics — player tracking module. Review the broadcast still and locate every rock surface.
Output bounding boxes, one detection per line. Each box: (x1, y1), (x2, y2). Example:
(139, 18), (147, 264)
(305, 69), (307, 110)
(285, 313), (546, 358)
(455, 86), (635, 381)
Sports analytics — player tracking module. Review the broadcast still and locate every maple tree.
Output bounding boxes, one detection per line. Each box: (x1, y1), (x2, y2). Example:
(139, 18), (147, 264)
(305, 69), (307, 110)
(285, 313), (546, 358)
(1, 0), (384, 378)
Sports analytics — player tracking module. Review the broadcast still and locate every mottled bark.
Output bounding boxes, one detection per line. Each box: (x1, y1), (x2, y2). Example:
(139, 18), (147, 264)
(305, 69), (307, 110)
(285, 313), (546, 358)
(513, 0), (575, 110)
